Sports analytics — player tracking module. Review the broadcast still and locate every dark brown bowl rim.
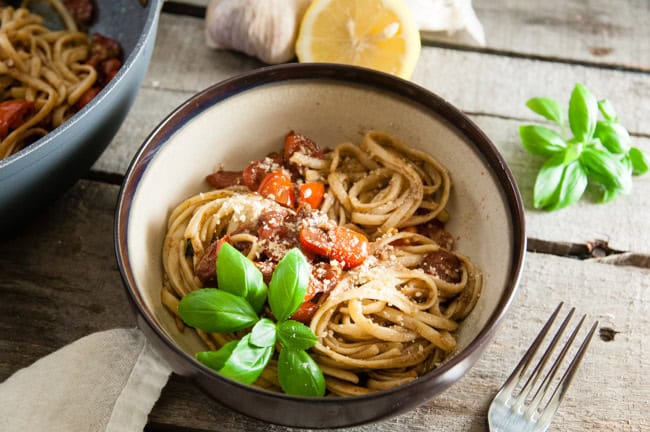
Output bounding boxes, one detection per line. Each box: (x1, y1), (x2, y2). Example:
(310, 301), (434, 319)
(115, 63), (526, 405)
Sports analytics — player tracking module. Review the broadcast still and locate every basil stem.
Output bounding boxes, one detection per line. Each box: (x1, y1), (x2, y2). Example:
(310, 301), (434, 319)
(268, 248), (310, 322)
(178, 288), (258, 333)
(217, 242), (268, 314)
(277, 349), (326, 397)
(598, 99), (618, 122)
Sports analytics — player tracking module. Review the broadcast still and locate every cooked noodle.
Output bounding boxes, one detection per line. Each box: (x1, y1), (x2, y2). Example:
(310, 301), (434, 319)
(161, 130), (482, 395)
(0, 1), (108, 159)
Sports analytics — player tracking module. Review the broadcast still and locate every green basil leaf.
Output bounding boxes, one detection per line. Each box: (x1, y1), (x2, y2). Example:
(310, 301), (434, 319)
(598, 99), (618, 122)
(533, 153), (566, 209)
(580, 147), (632, 193)
(563, 142), (583, 165)
(526, 97), (564, 126)
(277, 349), (326, 397)
(599, 185), (622, 203)
(218, 334), (274, 385)
(277, 320), (318, 351)
(569, 83), (598, 141)
(178, 288), (258, 333)
(250, 318), (277, 348)
(196, 340), (239, 371)
(594, 121), (630, 154)
(217, 242), (268, 313)
(519, 125), (567, 157)
(629, 147), (649, 175)
(268, 248), (310, 322)
(549, 161), (588, 211)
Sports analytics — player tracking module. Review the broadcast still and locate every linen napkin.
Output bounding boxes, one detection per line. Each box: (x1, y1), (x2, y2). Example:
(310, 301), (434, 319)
(0, 328), (171, 432)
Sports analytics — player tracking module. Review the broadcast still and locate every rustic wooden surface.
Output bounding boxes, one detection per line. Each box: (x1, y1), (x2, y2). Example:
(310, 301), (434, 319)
(2, 1), (650, 431)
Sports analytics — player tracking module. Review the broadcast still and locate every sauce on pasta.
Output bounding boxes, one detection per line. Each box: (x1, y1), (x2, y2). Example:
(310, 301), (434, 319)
(0, 0), (122, 159)
(161, 130), (482, 395)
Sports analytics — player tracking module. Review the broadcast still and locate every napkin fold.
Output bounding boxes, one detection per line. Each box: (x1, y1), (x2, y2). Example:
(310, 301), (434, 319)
(0, 328), (172, 432)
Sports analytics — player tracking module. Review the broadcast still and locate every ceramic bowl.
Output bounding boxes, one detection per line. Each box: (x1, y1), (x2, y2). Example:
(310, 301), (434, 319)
(0, 0), (162, 229)
(115, 63), (526, 428)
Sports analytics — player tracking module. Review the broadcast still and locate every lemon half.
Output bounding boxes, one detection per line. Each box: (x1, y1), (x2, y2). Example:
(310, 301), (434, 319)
(295, 0), (421, 80)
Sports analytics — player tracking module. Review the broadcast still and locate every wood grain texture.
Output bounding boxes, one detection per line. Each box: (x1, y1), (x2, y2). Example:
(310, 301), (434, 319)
(171, 0), (650, 70)
(0, 180), (648, 431)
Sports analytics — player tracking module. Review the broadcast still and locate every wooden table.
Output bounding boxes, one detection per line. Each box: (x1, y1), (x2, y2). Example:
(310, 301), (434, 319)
(2, 1), (649, 430)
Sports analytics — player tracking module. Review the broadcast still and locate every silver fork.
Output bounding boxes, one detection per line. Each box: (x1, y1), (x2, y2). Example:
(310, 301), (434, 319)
(487, 303), (598, 432)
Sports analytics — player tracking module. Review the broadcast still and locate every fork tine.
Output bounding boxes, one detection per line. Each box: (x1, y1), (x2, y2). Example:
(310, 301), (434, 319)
(525, 314), (586, 415)
(496, 302), (564, 401)
(514, 306), (576, 410)
(537, 319), (599, 425)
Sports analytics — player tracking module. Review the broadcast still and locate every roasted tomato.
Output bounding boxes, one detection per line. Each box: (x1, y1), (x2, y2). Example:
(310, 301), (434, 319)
(75, 87), (101, 111)
(329, 227), (369, 269)
(298, 182), (325, 210)
(257, 170), (295, 208)
(0, 100), (34, 139)
(284, 130), (323, 163)
(299, 226), (331, 257)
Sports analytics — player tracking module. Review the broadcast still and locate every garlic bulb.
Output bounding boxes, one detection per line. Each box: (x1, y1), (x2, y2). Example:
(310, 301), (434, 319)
(205, 0), (311, 64)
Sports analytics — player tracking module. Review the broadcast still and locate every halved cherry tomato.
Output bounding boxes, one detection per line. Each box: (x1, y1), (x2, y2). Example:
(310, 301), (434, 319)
(299, 226), (331, 257)
(257, 170), (295, 208)
(330, 227), (369, 269)
(298, 182), (325, 210)
(242, 152), (283, 191)
(0, 100), (34, 139)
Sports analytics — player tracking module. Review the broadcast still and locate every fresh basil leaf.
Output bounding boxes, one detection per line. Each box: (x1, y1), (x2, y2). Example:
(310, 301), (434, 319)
(526, 97), (564, 126)
(217, 242), (267, 313)
(196, 340), (239, 371)
(277, 320), (318, 351)
(519, 125), (567, 157)
(218, 334), (274, 385)
(599, 185), (621, 203)
(563, 142), (583, 165)
(598, 99), (618, 122)
(533, 153), (566, 209)
(277, 349), (326, 397)
(580, 147), (632, 193)
(569, 83), (598, 141)
(250, 318), (277, 348)
(594, 121), (630, 154)
(268, 248), (310, 322)
(629, 147), (649, 175)
(178, 288), (258, 333)
(549, 161), (588, 211)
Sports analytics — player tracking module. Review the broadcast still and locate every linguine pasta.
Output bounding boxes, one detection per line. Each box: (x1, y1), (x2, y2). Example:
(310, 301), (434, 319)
(0, 1), (121, 159)
(161, 130), (482, 395)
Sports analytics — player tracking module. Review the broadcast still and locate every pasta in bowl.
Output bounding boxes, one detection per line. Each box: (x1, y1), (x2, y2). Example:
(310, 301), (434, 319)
(115, 64), (525, 427)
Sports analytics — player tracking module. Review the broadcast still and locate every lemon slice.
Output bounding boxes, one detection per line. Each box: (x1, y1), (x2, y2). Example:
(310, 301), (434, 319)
(295, 0), (421, 80)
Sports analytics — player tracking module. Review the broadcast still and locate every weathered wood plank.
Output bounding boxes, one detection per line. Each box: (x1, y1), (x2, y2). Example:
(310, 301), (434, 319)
(138, 14), (650, 138)
(0, 180), (648, 431)
(168, 0), (650, 71)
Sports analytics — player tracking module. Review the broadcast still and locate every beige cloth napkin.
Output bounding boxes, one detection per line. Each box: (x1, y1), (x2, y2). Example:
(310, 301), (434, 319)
(0, 328), (172, 432)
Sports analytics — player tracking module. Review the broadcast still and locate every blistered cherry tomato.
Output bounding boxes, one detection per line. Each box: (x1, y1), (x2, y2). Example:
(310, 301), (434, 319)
(298, 182), (325, 210)
(0, 100), (34, 139)
(329, 227), (369, 269)
(299, 226), (331, 257)
(283, 130), (323, 163)
(257, 170), (295, 208)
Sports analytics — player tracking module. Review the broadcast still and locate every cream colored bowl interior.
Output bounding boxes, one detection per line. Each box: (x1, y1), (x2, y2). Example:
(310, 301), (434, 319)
(127, 80), (515, 359)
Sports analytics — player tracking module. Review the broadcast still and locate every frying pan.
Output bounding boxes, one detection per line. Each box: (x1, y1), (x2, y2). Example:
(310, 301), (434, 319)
(0, 0), (163, 230)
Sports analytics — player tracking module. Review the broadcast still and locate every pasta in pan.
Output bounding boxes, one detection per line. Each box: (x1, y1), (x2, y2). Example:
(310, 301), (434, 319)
(161, 130), (482, 395)
(0, 0), (122, 159)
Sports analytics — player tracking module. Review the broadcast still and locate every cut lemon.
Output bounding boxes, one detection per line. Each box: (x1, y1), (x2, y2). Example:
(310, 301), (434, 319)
(295, 0), (421, 80)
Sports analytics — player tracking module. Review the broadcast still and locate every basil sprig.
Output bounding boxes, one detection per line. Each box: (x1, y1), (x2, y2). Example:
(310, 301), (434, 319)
(177, 244), (326, 397)
(520, 83), (649, 210)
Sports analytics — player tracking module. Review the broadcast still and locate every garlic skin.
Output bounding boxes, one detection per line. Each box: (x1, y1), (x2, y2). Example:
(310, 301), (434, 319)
(205, 0), (311, 64)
